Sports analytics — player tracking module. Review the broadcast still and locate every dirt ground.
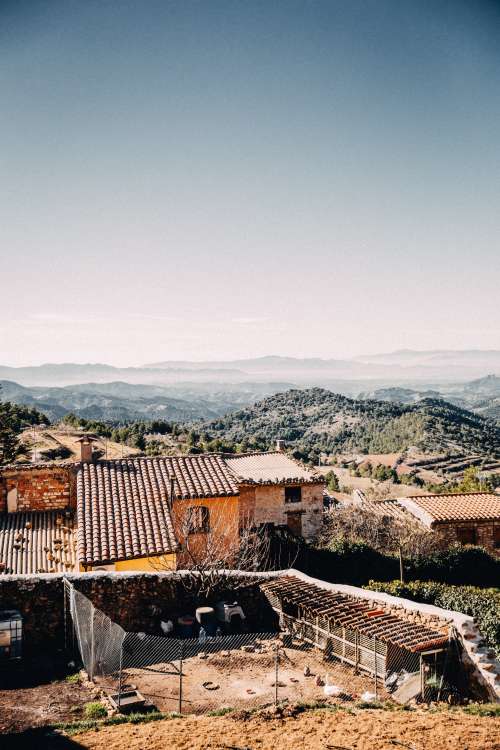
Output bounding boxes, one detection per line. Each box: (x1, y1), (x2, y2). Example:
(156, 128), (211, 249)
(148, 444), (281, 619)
(117, 642), (386, 714)
(19, 427), (139, 463)
(73, 708), (500, 750)
(0, 654), (95, 734)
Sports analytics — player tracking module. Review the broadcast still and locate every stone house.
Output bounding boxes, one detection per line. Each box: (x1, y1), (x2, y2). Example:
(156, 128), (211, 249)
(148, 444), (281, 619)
(398, 492), (500, 557)
(0, 446), (324, 574)
(357, 490), (500, 557)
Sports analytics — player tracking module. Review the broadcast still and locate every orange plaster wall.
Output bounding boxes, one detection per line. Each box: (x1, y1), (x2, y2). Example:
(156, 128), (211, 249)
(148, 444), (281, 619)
(172, 495), (240, 566)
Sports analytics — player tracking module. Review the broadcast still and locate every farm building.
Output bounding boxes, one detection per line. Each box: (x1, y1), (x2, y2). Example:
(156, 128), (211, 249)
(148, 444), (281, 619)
(261, 574), (450, 682)
(355, 490), (500, 557)
(0, 447), (324, 574)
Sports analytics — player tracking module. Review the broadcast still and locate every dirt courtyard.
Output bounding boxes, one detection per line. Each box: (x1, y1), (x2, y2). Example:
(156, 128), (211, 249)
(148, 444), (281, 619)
(0, 654), (95, 734)
(71, 707), (500, 750)
(117, 641), (386, 714)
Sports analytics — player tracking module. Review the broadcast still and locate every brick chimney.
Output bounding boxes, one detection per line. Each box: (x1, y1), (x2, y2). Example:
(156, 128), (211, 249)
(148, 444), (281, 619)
(276, 439), (285, 452)
(77, 435), (97, 463)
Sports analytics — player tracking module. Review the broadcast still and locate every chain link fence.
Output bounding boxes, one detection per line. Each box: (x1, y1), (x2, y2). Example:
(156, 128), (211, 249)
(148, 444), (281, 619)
(64, 580), (466, 715)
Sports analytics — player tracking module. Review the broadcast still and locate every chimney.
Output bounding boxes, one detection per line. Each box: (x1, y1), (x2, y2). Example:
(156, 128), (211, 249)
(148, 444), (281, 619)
(276, 439), (285, 452)
(77, 435), (96, 463)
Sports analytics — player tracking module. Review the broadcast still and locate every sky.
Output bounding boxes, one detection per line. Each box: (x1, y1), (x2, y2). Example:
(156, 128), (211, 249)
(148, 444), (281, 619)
(1, 0), (499, 366)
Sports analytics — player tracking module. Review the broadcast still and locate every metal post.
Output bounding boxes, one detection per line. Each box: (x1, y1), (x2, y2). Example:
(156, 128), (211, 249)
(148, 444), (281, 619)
(354, 630), (359, 674)
(420, 654), (424, 702)
(90, 604), (95, 681)
(178, 642), (183, 715)
(63, 581), (68, 652)
(373, 636), (378, 699)
(117, 643), (123, 711)
(274, 643), (279, 706)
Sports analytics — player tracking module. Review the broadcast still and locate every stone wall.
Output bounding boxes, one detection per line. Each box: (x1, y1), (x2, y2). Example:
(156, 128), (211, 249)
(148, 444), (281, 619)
(240, 483), (324, 541)
(434, 520), (500, 558)
(0, 572), (278, 653)
(0, 465), (76, 513)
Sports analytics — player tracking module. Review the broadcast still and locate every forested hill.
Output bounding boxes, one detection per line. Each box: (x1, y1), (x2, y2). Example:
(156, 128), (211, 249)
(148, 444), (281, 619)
(203, 388), (500, 460)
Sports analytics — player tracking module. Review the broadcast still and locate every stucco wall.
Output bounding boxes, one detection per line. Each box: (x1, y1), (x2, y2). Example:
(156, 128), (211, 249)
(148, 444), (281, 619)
(172, 495), (240, 567)
(83, 553), (177, 572)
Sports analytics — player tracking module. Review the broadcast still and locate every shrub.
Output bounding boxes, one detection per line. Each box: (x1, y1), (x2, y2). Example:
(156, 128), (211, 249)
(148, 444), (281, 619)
(406, 546), (500, 588)
(83, 702), (107, 719)
(303, 542), (499, 589)
(364, 580), (500, 656)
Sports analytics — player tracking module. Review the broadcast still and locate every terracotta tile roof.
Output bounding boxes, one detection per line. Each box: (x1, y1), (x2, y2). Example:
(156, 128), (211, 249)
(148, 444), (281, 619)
(164, 454), (240, 498)
(399, 492), (500, 525)
(77, 455), (239, 566)
(0, 510), (77, 574)
(78, 460), (176, 566)
(361, 498), (420, 523)
(261, 575), (449, 653)
(76, 452), (319, 566)
(224, 451), (319, 484)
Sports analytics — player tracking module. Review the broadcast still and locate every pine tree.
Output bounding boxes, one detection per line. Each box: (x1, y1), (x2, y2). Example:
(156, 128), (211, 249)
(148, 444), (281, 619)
(0, 397), (21, 465)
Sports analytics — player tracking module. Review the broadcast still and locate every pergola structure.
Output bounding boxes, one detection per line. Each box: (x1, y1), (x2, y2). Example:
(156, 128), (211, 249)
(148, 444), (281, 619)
(261, 576), (450, 680)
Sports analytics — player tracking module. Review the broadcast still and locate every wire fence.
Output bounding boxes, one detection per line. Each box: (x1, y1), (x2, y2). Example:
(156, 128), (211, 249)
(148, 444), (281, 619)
(64, 580), (466, 715)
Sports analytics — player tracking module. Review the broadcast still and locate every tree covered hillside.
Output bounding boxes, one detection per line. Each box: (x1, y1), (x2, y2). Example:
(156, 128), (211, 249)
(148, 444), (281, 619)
(203, 388), (500, 461)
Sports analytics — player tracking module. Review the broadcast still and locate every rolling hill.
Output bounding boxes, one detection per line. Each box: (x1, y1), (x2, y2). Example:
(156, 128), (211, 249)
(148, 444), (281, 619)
(202, 388), (500, 460)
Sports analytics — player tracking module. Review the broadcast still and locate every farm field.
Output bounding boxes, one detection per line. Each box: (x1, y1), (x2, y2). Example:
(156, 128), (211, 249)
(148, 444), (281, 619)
(65, 707), (500, 750)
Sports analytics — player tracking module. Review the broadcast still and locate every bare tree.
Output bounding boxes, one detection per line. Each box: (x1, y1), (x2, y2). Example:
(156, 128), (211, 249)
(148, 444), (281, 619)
(319, 498), (442, 581)
(151, 498), (299, 599)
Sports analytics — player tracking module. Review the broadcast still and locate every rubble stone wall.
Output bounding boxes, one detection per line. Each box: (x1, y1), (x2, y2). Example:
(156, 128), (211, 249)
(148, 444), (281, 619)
(434, 521), (500, 558)
(0, 466), (75, 513)
(241, 483), (324, 541)
(0, 572), (278, 653)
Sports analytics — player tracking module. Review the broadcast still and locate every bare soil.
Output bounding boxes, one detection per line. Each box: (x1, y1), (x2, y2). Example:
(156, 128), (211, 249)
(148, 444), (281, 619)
(0, 654), (95, 734)
(115, 642), (387, 715)
(75, 708), (500, 750)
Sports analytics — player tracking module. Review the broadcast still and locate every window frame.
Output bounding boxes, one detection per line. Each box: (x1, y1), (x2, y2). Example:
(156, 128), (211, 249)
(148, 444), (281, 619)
(284, 485), (302, 504)
(186, 505), (210, 535)
(456, 526), (477, 546)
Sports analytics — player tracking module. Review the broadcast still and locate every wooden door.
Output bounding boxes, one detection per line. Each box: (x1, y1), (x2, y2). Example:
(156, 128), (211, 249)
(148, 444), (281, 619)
(287, 512), (302, 537)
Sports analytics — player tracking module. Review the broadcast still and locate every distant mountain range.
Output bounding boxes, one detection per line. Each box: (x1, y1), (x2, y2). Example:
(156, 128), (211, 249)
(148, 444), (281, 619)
(360, 375), (500, 424)
(0, 380), (291, 423)
(1, 349), (499, 388)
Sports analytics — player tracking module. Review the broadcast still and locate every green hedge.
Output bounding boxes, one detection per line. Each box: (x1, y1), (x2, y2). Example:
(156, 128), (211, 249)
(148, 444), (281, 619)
(300, 543), (500, 589)
(364, 580), (500, 656)
(405, 546), (500, 587)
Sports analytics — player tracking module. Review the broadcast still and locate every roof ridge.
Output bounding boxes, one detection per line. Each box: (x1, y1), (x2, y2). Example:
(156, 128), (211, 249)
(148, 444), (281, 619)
(407, 491), (499, 499)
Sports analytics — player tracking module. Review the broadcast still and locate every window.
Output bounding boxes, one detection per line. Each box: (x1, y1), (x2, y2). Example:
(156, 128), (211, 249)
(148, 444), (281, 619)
(456, 527), (476, 545)
(285, 486), (302, 504)
(186, 505), (210, 534)
(494, 526), (500, 549)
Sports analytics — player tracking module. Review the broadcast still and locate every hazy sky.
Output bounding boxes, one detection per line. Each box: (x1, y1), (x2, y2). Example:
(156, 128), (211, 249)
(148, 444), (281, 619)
(1, 0), (499, 366)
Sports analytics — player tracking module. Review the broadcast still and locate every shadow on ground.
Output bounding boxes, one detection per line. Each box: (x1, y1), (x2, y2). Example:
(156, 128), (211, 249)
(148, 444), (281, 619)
(2, 727), (86, 750)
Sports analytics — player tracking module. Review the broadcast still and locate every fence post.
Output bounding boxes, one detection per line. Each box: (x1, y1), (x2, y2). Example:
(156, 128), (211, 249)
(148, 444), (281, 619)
(178, 641), (184, 715)
(63, 580), (68, 652)
(117, 642), (123, 711)
(373, 635), (378, 700)
(274, 643), (279, 706)
(90, 603), (95, 681)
